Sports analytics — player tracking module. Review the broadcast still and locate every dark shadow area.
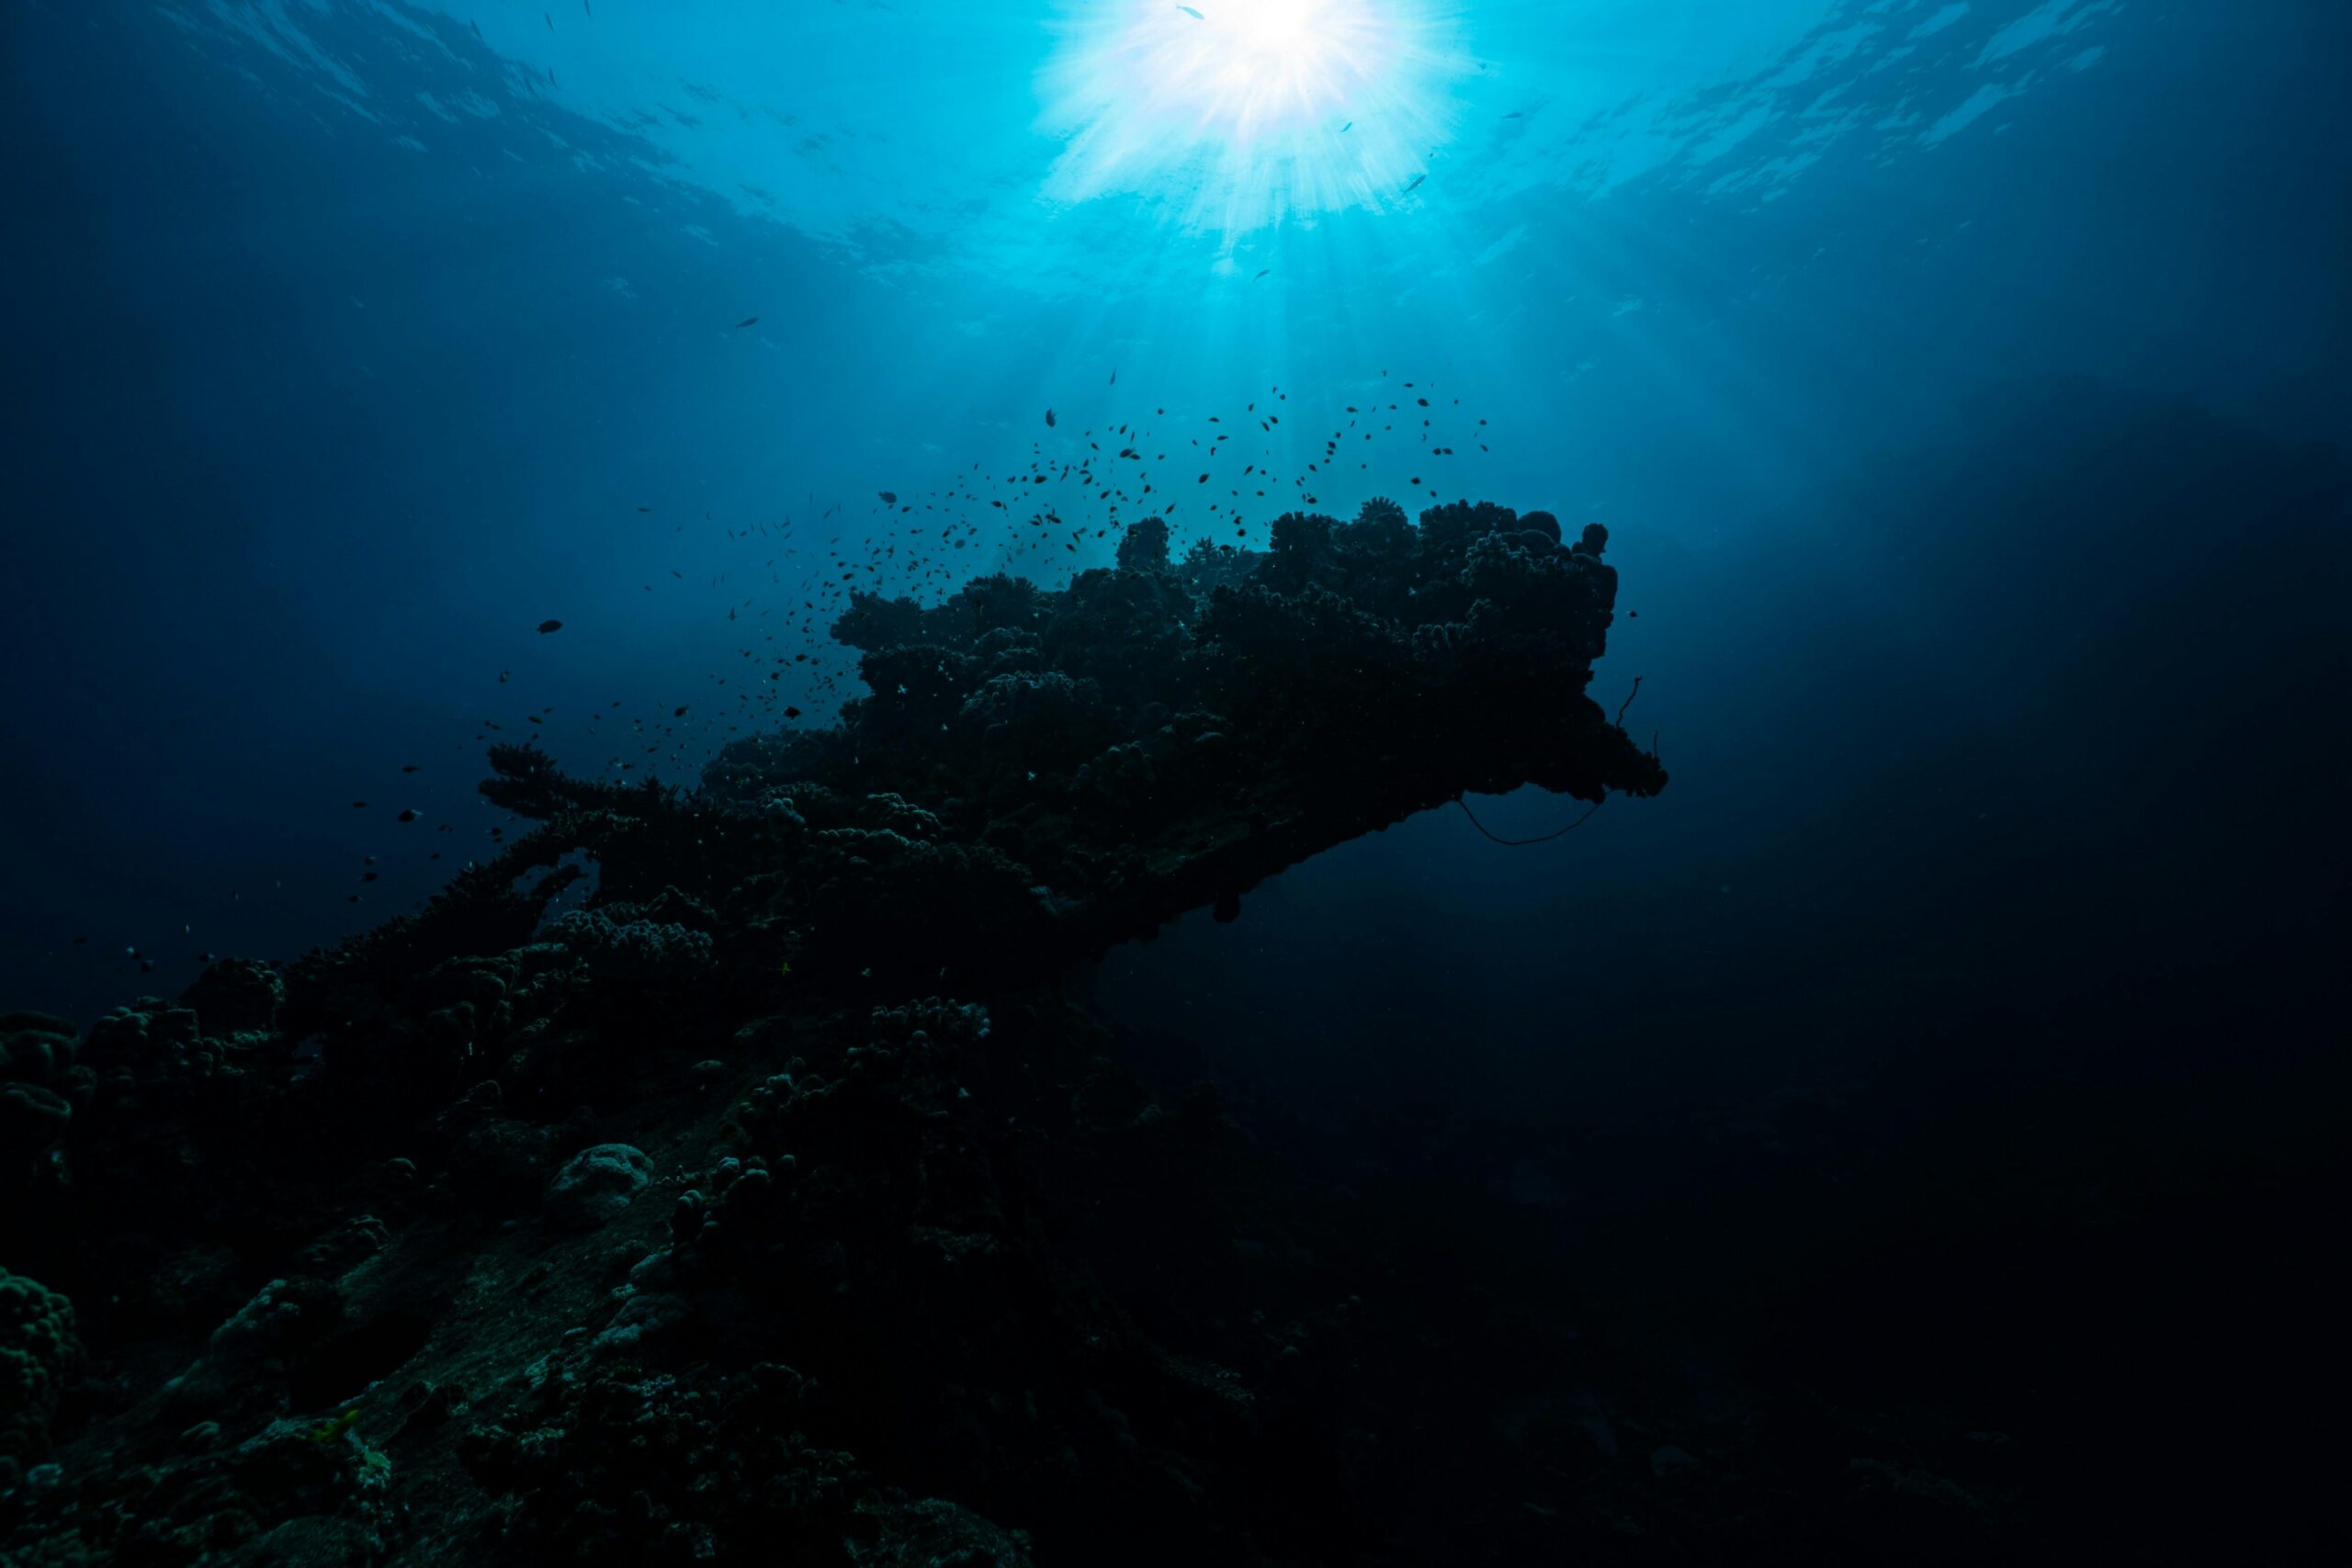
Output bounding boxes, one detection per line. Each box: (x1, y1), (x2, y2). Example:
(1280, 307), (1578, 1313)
(288, 1312), (437, 1416)
(1088, 376), (2350, 1560)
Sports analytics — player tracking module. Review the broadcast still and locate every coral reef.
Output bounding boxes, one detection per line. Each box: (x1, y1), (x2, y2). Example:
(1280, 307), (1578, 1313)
(0, 498), (1693, 1565)
(1, 1269), (82, 1492)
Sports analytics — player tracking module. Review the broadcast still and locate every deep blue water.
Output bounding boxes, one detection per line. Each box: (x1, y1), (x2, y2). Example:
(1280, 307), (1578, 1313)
(5, 5), (2351, 1557)
(5, 0), (2346, 1101)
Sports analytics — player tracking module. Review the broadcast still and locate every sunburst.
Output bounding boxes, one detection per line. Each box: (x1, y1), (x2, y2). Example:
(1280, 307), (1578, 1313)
(1036, 1), (1470, 234)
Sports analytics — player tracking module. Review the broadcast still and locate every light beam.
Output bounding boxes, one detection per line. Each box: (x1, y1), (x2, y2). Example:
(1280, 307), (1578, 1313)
(1037, 1), (1469, 234)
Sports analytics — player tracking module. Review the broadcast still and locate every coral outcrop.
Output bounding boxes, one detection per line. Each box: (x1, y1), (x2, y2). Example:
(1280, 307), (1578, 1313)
(0, 498), (1676, 1565)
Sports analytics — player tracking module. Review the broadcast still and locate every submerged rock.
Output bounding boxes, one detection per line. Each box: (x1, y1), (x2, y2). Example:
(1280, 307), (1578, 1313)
(463, 494), (1664, 997)
(0, 497), (1705, 1565)
(544, 1143), (653, 1232)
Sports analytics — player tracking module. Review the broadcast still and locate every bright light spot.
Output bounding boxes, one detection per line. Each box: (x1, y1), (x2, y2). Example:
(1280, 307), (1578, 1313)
(1234, 0), (1326, 57)
(1037, 1), (1471, 235)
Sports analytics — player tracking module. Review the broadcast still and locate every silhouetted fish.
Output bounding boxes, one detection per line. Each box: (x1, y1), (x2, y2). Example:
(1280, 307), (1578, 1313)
(537, 618), (563, 634)
(1403, 174), (1426, 194)
(1178, 6), (1204, 17)
(736, 316), (758, 328)
(1046, 408), (1057, 427)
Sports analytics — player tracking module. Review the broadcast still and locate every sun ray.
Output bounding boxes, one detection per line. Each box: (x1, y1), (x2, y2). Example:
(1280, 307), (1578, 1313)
(1036, 1), (1474, 235)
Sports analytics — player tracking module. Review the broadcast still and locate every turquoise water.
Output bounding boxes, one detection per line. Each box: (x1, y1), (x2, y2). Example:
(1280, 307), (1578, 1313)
(7, 1), (2343, 1009)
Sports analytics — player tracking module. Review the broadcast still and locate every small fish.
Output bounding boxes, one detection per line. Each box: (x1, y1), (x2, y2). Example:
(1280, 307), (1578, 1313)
(1045, 408), (1057, 427)
(401, 763), (421, 773)
(673, 705), (689, 717)
(545, 11), (553, 29)
(397, 808), (420, 823)
(1177, 5), (1204, 17)
(785, 705), (803, 718)
(537, 618), (563, 634)
(877, 491), (898, 504)
(1403, 174), (1426, 194)
(1504, 111), (1522, 118)
(1340, 120), (1352, 132)
(1109, 369), (1117, 385)
(1254, 268), (1270, 280)
(736, 315), (758, 328)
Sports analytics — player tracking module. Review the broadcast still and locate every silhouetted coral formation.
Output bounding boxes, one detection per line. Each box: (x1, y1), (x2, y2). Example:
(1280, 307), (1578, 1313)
(0, 499), (1677, 1566)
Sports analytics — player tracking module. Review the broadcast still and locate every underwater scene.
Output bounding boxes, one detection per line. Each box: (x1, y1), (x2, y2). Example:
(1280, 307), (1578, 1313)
(3, 1), (2347, 1562)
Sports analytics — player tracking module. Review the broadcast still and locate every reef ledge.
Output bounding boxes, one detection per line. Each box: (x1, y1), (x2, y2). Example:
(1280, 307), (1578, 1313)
(1, 497), (1663, 1568)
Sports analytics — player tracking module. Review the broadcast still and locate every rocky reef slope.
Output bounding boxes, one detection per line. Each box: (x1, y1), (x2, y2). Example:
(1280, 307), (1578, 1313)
(2, 499), (1675, 1566)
